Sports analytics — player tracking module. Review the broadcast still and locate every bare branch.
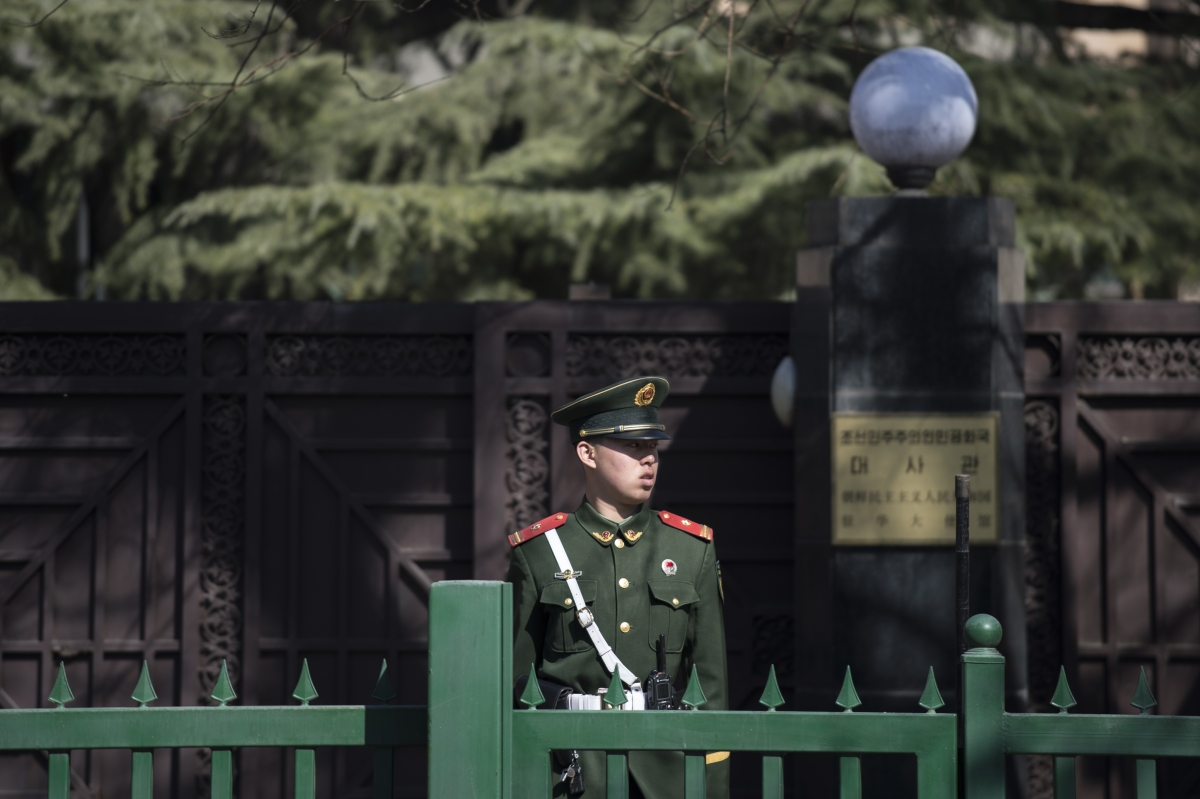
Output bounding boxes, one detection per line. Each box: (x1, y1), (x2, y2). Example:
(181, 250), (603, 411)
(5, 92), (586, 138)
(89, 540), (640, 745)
(201, 1), (263, 40)
(3, 0), (70, 28)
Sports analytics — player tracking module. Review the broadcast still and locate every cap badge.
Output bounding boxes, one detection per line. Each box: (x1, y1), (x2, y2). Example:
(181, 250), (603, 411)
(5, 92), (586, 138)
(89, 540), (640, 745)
(661, 559), (677, 576)
(591, 531), (615, 544)
(634, 383), (656, 407)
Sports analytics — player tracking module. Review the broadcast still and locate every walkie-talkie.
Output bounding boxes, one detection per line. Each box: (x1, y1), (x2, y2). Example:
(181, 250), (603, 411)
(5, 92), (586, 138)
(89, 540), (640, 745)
(643, 634), (676, 709)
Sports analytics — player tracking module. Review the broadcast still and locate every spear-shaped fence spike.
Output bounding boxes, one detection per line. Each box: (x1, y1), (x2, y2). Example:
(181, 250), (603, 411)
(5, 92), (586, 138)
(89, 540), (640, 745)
(292, 659), (319, 705)
(1050, 666), (1077, 713)
(372, 659), (396, 704)
(48, 663), (75, 708)
(918, 667), (945, 713)
(518, 664), (545, 709)
(758, 664), (785, 710)
(835, 666), (862, 712)
(680, 665), (707, 710)
(1131, 666), (1157, 714)
(210, 660), (237, 706)
(606, 670), (628, 708)
(131, 661), (158, 707)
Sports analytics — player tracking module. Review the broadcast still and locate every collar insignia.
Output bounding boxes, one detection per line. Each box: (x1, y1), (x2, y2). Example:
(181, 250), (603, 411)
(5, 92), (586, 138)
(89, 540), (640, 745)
(623, 530), (644, 543)
(591, 530), (615, 544)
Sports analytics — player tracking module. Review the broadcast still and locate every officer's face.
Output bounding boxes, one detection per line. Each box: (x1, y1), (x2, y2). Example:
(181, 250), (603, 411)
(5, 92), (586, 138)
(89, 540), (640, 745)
(578, 438), (659, 505)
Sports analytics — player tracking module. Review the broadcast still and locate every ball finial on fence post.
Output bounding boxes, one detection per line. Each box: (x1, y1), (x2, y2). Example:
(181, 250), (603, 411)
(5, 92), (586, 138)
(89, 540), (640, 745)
(964, 614), (1003, 650)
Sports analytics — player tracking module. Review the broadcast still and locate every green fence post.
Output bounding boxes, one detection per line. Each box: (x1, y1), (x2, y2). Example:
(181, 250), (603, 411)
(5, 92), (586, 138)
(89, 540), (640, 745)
(428, 581), (511, 799)
(962, 615), (1005, 799)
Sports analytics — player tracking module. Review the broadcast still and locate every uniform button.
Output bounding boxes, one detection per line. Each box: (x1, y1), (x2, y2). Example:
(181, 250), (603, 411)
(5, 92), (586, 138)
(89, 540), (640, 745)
(564, 598), (573, 607)
(614, 539), (625, 549)
(618, 578), (630, 589)
(672, 598), (679, 606)
(620, 622), (631, 633)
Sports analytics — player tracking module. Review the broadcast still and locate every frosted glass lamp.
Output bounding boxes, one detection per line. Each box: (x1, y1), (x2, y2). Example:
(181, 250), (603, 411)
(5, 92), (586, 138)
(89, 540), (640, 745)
(849, 47), (978, 191)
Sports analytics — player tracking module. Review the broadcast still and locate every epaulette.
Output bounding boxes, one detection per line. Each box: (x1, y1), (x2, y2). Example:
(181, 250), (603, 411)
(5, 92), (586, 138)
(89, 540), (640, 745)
(508, 512), (569, 547)
(658, 510), (713, 542)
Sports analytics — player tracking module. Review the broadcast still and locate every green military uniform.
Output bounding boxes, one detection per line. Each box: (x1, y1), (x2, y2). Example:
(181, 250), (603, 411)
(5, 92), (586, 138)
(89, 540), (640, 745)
(505, 376), (730, 799)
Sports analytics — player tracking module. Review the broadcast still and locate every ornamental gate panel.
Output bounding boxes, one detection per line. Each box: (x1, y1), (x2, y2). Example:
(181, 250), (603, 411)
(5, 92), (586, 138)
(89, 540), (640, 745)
(1025, 302), (1200, 799)
(0, 301), (792, 799)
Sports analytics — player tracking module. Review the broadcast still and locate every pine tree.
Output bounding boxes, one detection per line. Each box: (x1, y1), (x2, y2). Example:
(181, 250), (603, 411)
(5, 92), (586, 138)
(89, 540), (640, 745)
(1, 0), (1197, 300)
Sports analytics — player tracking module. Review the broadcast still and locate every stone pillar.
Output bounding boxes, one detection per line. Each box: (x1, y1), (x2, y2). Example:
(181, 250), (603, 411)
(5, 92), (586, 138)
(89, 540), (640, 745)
(792, 196), (1026, 724)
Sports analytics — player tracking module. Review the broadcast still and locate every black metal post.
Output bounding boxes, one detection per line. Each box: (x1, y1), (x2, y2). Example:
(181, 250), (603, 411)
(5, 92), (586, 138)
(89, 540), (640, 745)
(955, 473), (971, 658)
(955, 472), (970, 796)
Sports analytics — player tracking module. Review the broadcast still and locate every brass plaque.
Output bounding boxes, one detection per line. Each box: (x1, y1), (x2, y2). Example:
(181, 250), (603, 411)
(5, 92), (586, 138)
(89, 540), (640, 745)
(832, 413), (999, 545)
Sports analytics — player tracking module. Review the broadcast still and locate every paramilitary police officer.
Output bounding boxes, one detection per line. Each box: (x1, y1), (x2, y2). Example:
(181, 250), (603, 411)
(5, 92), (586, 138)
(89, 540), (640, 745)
(506, 376), (730, 799)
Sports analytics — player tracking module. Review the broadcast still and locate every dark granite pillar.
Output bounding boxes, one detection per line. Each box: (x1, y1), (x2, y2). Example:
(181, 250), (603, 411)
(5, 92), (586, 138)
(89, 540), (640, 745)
(792, 196), (1026, 789)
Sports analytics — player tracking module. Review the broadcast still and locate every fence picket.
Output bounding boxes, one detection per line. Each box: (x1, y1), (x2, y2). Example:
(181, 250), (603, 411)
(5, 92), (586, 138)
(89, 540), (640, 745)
(48, 752), (70, 799)
(211, 749), (233, 799)
(840, 757), (862, 799)
(1136, 760), (1156, 799)
(606, 753), (628, 799)
(373, 747), (394, 799)
(1054, 757), (1075, 799)
(684, 754), (705, 799)
(132, 750), (153, 799)
(372, 658), (397, 799)
(295, 749), (316, 799)
(762, 755), (783, 799)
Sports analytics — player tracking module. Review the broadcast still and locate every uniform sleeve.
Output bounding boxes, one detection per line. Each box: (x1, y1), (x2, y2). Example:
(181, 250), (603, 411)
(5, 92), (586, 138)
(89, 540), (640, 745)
(506, 544), (545, 676)
(684, 541), (728, 712)
(686, 541), (731, 798)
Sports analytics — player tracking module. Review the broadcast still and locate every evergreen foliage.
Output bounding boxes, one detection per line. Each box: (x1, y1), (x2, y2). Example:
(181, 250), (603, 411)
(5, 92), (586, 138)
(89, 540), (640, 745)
(2, 0), (1198, 300)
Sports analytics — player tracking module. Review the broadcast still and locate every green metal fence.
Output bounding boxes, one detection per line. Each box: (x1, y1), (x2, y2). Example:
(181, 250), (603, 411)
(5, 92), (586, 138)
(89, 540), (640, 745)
(432, 581), (956, 799)
(2, 579), (1199, 798)
(0, 658), (425, 799)
(960, 615), (1200, 799)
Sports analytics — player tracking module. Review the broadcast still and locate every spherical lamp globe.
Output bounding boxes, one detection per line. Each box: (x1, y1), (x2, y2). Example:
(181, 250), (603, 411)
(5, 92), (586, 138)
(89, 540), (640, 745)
(849, 47), (978, 191)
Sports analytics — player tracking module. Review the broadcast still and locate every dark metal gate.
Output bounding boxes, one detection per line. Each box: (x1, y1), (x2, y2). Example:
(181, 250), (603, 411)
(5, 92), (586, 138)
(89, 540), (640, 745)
(0, 301), (791, 798)
(2, 300), (1198, 799)
(1025, 302), (1200, 799)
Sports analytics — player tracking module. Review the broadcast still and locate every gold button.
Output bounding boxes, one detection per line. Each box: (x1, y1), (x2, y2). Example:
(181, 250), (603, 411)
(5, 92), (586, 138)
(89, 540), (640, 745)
(672, 598), (679, 606)
(614, 539), (625, 549)
(564, 598), (573, 607)
(619, 578), (630, 589)
(620, 622), (631, 633)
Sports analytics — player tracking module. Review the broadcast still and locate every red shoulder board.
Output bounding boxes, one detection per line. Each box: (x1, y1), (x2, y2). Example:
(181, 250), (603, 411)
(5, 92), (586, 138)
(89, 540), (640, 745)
(658, 510), (713, 542)
(508, 512), (569, 547)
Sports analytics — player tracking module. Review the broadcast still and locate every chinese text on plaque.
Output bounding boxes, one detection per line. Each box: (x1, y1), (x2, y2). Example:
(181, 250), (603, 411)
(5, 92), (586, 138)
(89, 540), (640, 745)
(832, 413), (999, 545)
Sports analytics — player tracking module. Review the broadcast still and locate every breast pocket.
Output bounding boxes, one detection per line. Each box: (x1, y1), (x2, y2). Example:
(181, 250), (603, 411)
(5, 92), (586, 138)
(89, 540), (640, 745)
(648, 581), (699, 653)
(539, 580), (597, 654)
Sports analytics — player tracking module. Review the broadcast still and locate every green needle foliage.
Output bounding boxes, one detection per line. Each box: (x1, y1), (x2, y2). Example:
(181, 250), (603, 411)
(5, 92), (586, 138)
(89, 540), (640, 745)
(2, 0), (1198, 300)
